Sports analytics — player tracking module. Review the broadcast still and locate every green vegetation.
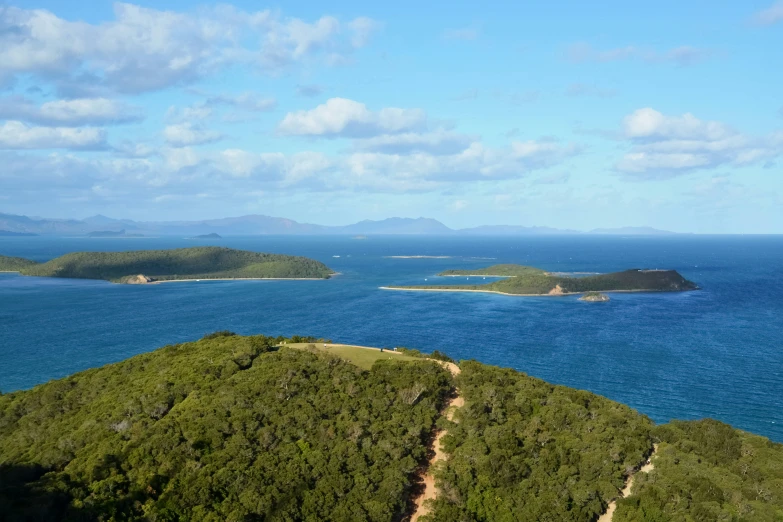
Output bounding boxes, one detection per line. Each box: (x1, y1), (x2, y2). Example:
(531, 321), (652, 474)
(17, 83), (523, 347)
(285, 342), (421, 370)
(13, 247), (334, 282)
(0, 334), (451, 521)
(0, 255), (39, 272)
(395, 264), (698, 295)
(440, 264), (547, 277)
(615, 419), (783, 522)
(2, 335), (782, 521)
(580, 291), (611, 302)
(426, 362), (654, 521)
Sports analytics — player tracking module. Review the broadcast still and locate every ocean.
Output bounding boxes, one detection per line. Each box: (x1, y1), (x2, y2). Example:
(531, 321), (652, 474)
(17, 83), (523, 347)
(1, 235), (782, 441)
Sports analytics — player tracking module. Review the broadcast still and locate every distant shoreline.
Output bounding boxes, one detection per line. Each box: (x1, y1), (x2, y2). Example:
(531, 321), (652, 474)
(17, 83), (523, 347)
(384, 255), (452, 259)
(154, 276), (333, 284)
(379, 286), (683, 297)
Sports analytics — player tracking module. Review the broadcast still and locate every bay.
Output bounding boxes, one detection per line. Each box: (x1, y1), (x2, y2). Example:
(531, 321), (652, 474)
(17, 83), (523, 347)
(1, 234), (781, 441)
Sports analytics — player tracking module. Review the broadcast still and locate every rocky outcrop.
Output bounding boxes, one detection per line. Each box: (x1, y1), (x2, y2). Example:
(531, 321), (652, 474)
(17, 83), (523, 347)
(580, 292), (610, 302)
(122, 274), (154, 284)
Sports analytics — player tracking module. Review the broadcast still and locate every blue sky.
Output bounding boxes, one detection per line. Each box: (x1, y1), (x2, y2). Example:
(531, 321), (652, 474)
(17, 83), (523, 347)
(0, 0), (781, 232)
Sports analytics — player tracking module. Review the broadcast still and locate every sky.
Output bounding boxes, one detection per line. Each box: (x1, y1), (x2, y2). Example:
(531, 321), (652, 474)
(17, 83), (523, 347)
(0, 1), (781, 233)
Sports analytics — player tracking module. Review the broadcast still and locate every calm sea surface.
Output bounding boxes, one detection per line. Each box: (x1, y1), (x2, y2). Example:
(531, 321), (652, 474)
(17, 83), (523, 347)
(1, 235), (782, 441)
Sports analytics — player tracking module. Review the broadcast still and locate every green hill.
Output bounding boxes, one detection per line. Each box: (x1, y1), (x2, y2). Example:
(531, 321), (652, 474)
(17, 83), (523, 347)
(10, 247), (333, 283)
(393, 264), (698, 295)
(0, 255), (39, 272)
(1, 334), (781, 521)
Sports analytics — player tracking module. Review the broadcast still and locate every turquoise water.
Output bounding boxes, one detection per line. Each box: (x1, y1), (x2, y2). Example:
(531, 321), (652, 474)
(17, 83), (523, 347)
(1, 235), (782, 441)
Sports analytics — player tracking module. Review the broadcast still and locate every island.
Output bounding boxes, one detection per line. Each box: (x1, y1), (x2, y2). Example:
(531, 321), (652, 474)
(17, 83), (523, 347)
(384, 263), (698, 296)
(192, 232), (222, 239)
(3, 247), (334, 283)
(580, 291), (611, 302)
(86, 229), (144, 238)
(1, 333), (781, 521)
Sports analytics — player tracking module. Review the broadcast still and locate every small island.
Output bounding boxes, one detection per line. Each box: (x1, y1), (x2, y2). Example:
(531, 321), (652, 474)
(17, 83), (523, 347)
(192, 233), (222, 239)
(383, 263), (698, 296)
(2, 247), (334, 283)
(579, 291), (610, 302)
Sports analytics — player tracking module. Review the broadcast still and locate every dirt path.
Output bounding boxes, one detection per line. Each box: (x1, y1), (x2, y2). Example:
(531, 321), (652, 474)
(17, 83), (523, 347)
(597, 444), (659, 522)
(410, 362), (463, 522)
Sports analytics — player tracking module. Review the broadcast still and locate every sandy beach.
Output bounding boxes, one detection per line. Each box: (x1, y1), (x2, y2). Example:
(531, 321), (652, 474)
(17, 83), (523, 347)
(380, 286), (672, 297)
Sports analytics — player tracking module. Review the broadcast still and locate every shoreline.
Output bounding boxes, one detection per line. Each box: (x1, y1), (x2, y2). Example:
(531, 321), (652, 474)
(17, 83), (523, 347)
(380, 286), (693, 297)
(440, 274), (512, 278)
(153, 276), (333, 284)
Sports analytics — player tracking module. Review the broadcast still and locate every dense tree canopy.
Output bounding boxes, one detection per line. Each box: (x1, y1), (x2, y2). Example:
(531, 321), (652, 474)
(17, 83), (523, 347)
(615, 419), (783, 522)
(425, 361), (654, 522)
(0, 334), (451, 521)
(2, 335), (781, 522)
(12, 247), (334, 282)
(0, 255), (39, 271)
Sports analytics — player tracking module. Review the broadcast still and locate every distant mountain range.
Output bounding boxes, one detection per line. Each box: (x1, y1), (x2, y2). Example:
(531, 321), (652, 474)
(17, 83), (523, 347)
(0, 212), (684, 236)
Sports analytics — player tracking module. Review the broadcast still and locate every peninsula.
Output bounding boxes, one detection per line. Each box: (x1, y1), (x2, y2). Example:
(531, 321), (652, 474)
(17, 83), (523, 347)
(1, 333), (780, 521)
(0, 255), (39, 272)
(384, 263), (698, 296)
(1, 247), (334, 283)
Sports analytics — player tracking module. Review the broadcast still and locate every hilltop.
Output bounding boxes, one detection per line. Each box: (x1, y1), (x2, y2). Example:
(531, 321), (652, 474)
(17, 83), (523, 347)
(5, 247), (333, 283)
(0, 334), (781, 521)
(388, 264), (698, 296)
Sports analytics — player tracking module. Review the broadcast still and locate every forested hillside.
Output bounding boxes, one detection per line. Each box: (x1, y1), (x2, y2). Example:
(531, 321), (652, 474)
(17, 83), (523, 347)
(0, 334), (451, 521)
(615, 420), (783, 522)
(1, 335), (781, 521)
(0, 255), (39, 272)
(426, 362), (654, 521)
(11, 247), (334, 282)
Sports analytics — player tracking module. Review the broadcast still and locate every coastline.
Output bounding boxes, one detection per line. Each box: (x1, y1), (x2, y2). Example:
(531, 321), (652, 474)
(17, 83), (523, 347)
(153, 276), (334, 284)
(380, 286), (692, 297)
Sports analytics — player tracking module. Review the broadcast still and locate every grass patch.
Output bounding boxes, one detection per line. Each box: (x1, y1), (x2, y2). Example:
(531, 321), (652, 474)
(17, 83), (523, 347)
(284, 342), (421, 370)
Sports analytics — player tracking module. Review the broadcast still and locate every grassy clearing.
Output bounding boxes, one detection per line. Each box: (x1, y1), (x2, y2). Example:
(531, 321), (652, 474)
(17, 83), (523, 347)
(284, 342), (421, 370)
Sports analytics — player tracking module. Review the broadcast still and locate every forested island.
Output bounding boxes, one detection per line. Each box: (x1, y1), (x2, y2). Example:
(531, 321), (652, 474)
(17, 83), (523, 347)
(0, 247), (334, 283)
(192, 233), (222, 239)
(0, 333), (780, 521)
(385, 264), (698, 296)
(0, 255), (39, 272)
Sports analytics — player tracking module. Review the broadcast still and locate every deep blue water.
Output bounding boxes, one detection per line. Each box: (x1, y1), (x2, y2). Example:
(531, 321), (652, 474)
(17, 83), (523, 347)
(1, 235), (782, 441)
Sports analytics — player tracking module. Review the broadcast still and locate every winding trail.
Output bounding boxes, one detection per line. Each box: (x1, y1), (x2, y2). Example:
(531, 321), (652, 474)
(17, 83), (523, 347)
(597, 444), (659, 522)
(410, 362), (463, 522)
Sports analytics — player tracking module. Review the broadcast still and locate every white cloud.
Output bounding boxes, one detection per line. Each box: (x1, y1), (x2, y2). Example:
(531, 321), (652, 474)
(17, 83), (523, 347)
(348, 17), (381, 48)
(278, 98), (427, 137)
(0, 4), (379, 94)
(567, 43), (713, 66)
(0, 96), (143, 125)
(615, 108), (783, 177)
(352, 130), (475, 155)
(753, 1), (783, 25)
(622, 108), (734, 140)
(206, 92), (277, 112)
(163, 122), (223, 147)
(0, 121), (106, 149)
